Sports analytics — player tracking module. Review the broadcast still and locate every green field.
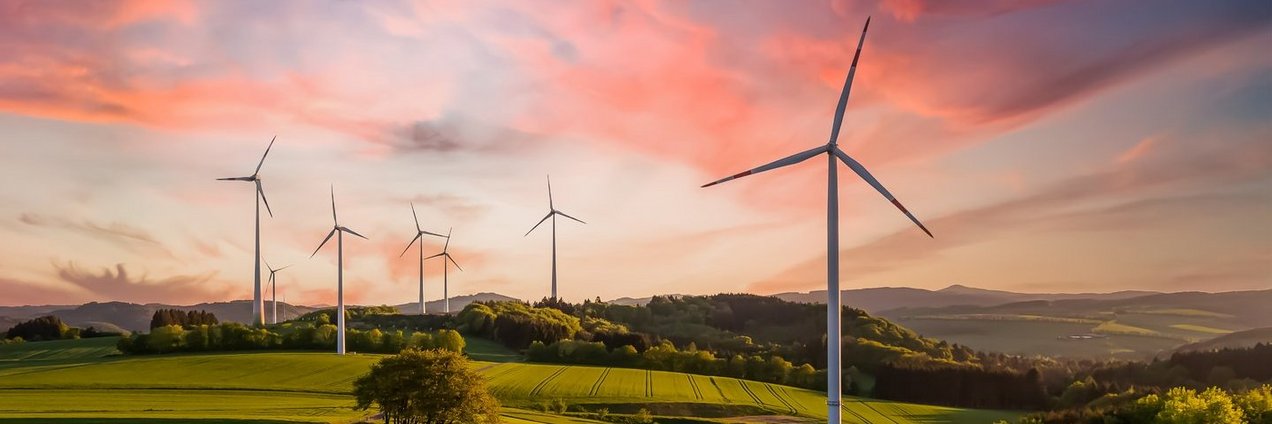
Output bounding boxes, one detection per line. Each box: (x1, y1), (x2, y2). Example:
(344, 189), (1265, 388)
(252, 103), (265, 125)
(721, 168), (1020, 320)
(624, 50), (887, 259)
(0, 339), (1019, 423)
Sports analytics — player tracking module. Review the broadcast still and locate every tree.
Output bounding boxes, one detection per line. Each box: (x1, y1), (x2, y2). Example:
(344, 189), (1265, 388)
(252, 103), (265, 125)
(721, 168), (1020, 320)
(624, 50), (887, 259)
(5, 316), (69, 341)
(353, 348), (499, 424)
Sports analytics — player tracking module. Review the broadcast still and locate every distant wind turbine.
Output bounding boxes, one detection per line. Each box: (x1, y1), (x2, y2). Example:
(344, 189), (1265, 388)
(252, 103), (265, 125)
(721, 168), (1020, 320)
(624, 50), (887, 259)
(264, 260), (291, 325)
(424, 228), (462, 314)
(700, 17), (931, 424)
(217, 136), (277, 327)
(398, 202), (447, 315)
(524, 176), (585, 300)
(309, 186), (368, 355)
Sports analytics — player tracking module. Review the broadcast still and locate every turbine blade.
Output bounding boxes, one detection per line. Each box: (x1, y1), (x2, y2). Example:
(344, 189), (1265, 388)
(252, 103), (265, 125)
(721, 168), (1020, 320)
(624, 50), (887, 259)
(425, 252), (445, 260)
(340, 226), (369, 240)
(410, 202), (422, 231)
(421, 230), (446, 238)
(547, 175), (554, 210)
(254, 135), (276, 176)
(330, 185), (338, 225)
(217, 176), (254, 181)
(447, 254), (463, 271)
(833, 148), (932, 237)
(400, 233), (422, 257)
(264, 259), (273, 270)
(701, 145), (827, 188)
(555, 210), (586, 224)
(277, 264), (291, 271)
(443, 228), (452, 252)
(257, 181), (273, 218)
(310, 228), (337, 258)
(828, 17), (870, 145)
(524, 212), (553, 236)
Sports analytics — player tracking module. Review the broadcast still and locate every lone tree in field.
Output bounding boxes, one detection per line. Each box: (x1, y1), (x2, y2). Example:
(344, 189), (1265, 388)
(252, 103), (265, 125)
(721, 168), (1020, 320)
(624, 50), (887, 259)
(353, 348), (499, 424)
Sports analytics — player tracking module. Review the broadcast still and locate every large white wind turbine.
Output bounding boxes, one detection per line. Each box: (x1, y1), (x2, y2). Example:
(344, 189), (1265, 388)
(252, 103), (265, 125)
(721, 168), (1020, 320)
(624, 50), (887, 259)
(524, 176), (586, 300)
(424, 229), (462, 314)
(264, 260), (291, 325)
(700, 17), (931, 424)
(217, 136), (277, 327)
(309, 186), (369, 355)
(399, 203), (447, 315)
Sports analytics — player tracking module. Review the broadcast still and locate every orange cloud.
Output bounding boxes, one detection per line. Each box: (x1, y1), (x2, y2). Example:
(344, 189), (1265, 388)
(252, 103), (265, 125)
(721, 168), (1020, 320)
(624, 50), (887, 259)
(1116, 136), (1159, 164)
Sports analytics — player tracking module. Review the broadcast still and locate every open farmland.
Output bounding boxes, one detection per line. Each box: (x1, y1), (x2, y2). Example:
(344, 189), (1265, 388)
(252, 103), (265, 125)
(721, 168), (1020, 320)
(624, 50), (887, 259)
(0, 339), (1018, 423)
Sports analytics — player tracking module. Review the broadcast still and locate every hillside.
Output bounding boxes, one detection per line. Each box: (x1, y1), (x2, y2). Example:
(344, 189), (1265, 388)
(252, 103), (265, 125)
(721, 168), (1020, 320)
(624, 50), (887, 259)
(773, 285), (1160, 313)
(878, 289), (1272, 359)
(0, 339), (1019, 423)
(0, 292), (521, 333)
(1173, 327), (1272, 354)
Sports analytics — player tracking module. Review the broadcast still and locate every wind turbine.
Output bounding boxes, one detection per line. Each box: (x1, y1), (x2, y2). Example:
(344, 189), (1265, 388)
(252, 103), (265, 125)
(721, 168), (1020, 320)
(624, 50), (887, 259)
(424, 229), (462, 314)
(398, 202), (447, 315)
(524, 176), (586, 300)
(216, 136), (277, 327)
(264, 260), (291, 325)
(309, 186), (369, 355)
(700, 18), (931, 424)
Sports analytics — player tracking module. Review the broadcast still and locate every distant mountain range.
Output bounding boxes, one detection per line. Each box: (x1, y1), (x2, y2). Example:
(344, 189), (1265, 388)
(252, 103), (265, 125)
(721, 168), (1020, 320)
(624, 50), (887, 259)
(607, 285), (1160, 313)
(0, 292), (519, 332)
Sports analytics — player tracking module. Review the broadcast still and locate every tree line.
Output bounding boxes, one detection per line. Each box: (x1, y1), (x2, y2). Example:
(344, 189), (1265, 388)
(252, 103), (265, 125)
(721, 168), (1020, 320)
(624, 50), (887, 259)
(4, 315), (123, 342)
(117, 322), (464, 355)
(149, 309), (219, 329)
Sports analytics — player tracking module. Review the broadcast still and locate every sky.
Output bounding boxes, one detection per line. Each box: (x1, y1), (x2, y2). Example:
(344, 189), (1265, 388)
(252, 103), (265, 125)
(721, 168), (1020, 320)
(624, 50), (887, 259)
(0, 0), (1269, 307)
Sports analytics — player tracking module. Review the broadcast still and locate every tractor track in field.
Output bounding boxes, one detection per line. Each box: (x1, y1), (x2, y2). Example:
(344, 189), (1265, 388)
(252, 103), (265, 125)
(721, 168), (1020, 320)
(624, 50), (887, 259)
(858, 400), (900, 424)
(588, 367), (611, 396)
(686, 374), (704, 400)
(764, 383), (797, 414)
(483, 363), (517, 381)
(708, 377), (729, 402)
(842, 402), (872, 423)
(779, 386), (808, 413)
(644, 370), (654, 397)
(529, 366), (568, 397)
(736, 379), (764, 407)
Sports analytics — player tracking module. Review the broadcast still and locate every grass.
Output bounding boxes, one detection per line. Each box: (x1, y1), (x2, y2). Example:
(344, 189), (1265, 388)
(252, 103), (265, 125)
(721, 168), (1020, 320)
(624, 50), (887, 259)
(1092, 321), (1160, 337)
(0, 337), (120, 362)
(897, 318), (1183, 360)
(1169, 324), (1234, 335)
(0, 339), (1019, 423)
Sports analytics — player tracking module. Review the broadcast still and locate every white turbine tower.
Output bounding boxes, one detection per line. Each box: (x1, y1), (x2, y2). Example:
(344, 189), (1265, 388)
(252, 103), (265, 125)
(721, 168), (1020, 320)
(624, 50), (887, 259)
(425, 229), (462, 314)
(398, 202), (447, 315)
(524, 176), (586, 300)
(217, 136), (277, 327)
(309, 186), (368, 355)
(264, 260), (291, 325)
(700, 17), (931, 424)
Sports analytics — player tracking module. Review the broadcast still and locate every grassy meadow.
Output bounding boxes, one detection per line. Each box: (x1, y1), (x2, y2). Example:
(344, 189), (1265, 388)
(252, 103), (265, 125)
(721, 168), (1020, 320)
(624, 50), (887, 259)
(0, 338), (1020, 423)
(890, 307), (1246, 360)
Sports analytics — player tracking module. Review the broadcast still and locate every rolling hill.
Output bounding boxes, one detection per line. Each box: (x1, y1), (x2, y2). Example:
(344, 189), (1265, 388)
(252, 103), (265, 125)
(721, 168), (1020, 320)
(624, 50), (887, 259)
(0, 338), (1019, 423)
(0, 292), (519, 333)
(877, 289), (1272, 359)
(1172, 327), (1272, 354)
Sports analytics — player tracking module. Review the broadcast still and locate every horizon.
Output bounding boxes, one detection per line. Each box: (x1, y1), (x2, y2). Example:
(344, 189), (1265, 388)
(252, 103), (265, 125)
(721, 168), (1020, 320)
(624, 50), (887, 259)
(2, 0), (1269, 307)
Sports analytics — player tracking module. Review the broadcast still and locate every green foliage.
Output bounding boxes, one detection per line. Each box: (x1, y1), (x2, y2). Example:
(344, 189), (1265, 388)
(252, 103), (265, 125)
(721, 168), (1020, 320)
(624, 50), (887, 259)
(115, 322), (465, 355)
(460, 301), (582, 349)
(149, 309), (218, 329)
(5, 316), (70, 341)
(296, 305), (399, 323)
(353, 348), (499, 424)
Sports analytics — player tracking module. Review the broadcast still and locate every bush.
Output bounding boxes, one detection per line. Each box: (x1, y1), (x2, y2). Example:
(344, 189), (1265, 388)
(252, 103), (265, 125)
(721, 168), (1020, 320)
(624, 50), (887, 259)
(353, 348), (499, 423)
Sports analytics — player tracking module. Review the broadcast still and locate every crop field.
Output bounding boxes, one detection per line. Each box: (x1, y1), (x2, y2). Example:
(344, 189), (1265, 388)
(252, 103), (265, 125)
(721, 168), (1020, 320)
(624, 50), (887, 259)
(0, 339), (1018, 423)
